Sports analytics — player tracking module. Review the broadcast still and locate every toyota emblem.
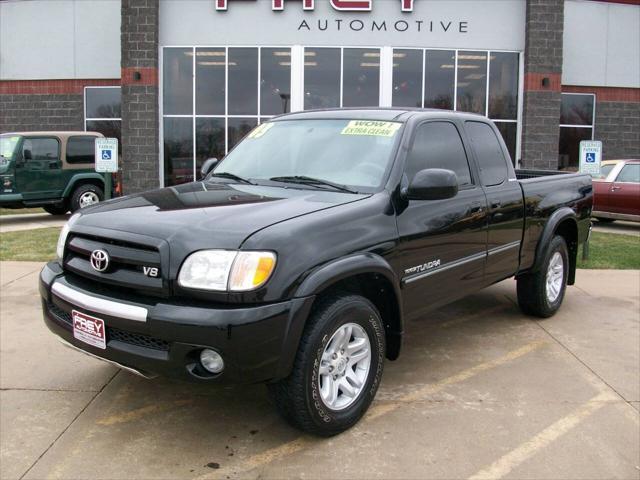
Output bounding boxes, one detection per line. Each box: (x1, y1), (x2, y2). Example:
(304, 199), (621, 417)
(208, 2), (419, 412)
(90, 249), (110, 272)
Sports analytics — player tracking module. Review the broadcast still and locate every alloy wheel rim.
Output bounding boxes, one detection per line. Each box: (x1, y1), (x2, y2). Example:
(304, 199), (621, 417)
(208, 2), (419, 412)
(79, 191), (100, 208)
(318, 322), (371, 411)
(545, 251), (564, 303)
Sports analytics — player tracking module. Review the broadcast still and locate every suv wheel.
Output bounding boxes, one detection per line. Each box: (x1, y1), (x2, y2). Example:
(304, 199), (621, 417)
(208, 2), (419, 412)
(517, 235), (569, 318)
(268, 294), (385, 436)
(70, 184), (103, 212)
(43, 204), (69, 215)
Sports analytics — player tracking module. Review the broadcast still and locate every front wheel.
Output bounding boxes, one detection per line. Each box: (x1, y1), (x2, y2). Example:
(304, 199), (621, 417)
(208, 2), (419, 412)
(70, 184), (103, 212)
(268, 294), (385, 436)
(517, 235), (569, 318)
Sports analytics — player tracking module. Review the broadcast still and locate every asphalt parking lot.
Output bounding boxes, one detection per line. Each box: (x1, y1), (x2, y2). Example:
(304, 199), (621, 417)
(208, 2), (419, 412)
(1, 262), (638, 480)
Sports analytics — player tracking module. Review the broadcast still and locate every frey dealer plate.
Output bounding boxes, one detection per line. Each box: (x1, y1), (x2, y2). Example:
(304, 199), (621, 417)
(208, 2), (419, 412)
(72, 310), (106, 350)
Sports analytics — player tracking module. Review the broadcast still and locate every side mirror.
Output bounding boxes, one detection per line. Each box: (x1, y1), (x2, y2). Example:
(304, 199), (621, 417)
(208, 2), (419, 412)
(200, 158), (219, 178)
(406, 168), (458, 201)
(23, 149), (32, 161)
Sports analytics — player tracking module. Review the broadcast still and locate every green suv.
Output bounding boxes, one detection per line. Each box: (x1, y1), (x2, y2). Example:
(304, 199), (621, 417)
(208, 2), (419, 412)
(0, 132), (107, 215)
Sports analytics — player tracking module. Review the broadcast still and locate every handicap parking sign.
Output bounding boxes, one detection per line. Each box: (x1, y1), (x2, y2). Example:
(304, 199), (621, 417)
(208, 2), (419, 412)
(579, 140), (602, 177)
(95, 138), (118, 173)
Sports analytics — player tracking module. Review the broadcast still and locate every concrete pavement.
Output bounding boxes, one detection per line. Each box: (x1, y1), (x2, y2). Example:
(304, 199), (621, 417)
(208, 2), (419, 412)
(0, 261), (638, 479)
(0, 213), (69, 233)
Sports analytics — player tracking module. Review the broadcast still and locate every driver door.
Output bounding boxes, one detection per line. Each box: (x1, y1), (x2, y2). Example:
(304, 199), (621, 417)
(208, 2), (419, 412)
(395, 120), (489, 320)
(15, 137), (65, 201)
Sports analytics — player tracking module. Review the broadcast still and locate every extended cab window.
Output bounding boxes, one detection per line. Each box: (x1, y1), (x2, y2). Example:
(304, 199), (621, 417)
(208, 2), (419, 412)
(617, 164), (640, 183)
(405, 122), (472, 186)
(466, 121), (508, 187)
(22, 138), (59, 162)
(67, 136), (96, 164)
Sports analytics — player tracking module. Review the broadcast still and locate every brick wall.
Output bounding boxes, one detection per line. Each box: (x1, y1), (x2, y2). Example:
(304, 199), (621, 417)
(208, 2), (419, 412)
(0, 80), (117, 133)
(595, 102), (640, 160)
(0, 94), (83, 132)
(520, 0), (564, 170)
(121, 0), (160, 194)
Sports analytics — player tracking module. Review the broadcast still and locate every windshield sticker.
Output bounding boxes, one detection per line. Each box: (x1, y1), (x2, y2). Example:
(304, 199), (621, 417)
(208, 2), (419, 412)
(248, 123), (275, 139)
(341, 121), (402, 137)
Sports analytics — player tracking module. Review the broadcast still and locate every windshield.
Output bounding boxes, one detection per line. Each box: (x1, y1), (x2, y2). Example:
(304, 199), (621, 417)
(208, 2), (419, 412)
(213, 119), (403, 192)
(597, 163), (616, 179)
(0, 135), (20, 173)
(0, 135), (20, 162)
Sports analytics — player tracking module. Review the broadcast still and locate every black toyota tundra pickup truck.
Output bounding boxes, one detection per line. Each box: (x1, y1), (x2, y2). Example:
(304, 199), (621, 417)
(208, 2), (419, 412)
(40, 109), (592, 436)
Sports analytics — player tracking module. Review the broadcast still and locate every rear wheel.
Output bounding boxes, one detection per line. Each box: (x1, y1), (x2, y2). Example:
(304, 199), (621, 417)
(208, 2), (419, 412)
(268, 294), (385, 436)
(517, 235), (569, 318)
(70, 184), (103, 212)
(43, 204), (68, 215)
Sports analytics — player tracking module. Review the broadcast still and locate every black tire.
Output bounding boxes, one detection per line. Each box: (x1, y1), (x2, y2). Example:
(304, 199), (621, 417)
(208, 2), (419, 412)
(70, 184), (103, 212)
(268, 293), (385, 436)
(517, 235), (569, 318)
(43, 204), (68, 215)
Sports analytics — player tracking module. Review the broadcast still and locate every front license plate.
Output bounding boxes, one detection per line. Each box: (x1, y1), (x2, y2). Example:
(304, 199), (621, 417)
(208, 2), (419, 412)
(72, 310), (106, 350)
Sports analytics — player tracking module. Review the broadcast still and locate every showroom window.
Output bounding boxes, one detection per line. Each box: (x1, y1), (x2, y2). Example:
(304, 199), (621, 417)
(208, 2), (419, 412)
(392, 49), (520, 164)
(162, 47), (291, 186)
(558, 93), (595, 170)
(84, 87), (122, 153)
(304, 47), (381, 109)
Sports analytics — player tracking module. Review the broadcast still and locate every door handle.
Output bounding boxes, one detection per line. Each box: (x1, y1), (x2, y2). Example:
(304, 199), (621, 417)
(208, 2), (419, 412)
(611, 186), (622, 191)
(491, 202), (501, 209)
(469, 202), (484, 214)
(49, 161), (59, 169)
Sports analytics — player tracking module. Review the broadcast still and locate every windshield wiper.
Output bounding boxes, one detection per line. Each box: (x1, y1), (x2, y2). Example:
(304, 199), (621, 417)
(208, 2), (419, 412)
(208, 172), (255, 185)
(269, 176), (357, 194)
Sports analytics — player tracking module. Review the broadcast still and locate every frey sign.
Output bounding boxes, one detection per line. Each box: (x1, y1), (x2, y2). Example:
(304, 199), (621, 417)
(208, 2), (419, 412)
(95, 138), (118, 173)
(215, 0), (415, 12)
(579, 140), (602, 177)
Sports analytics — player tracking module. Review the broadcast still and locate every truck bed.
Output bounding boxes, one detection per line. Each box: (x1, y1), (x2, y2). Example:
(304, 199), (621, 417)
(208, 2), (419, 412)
(515, 169), (593, 274)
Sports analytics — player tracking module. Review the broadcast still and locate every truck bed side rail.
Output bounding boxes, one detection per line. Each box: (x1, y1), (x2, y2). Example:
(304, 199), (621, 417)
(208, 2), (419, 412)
(515, 169), (570, 180)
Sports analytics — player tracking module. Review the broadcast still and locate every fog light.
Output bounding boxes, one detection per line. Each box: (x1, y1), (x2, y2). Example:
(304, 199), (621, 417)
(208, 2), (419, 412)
(200, 349), (224, 374)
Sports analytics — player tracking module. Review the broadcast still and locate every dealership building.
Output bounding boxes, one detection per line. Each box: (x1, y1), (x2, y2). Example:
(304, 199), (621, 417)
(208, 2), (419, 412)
(1, 0), (638, 193)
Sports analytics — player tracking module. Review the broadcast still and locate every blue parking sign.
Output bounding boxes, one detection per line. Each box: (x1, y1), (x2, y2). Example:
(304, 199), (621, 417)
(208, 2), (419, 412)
(101, 150), (112, 160)
(585, 152), (596, 163)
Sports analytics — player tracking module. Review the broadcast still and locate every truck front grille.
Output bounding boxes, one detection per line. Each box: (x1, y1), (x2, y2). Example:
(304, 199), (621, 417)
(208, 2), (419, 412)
(47, 302), (170, 352)
(64, 233), (166, 295)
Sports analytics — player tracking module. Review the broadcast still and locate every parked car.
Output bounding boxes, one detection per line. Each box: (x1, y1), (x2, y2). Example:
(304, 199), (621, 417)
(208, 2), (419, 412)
(595, 159), (622, 180)
(593, 159), (640, 223)
(40, 109), (592, 436)
(0, 131), (107, 214)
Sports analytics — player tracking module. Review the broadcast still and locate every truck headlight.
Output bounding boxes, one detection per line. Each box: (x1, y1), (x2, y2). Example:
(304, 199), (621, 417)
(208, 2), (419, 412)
(178, 250), (276, 292)
(56, 213), (79, 261)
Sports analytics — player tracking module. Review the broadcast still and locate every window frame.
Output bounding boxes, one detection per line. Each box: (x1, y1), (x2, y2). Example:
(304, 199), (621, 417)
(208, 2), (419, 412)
(21, 136), (61, 164)
(66, 135), (97, 165)
(160, 45), (523, 187)
(558, 92), (596, 171)
(405, 119), (476, 190)
(465, 120), (510, 188)
(390, 48), (522, 167)
(161, 46), (294, 186)
(615, 163), (640, 184)
(84, 86), (122, 158)
(84, 86), (122, 125)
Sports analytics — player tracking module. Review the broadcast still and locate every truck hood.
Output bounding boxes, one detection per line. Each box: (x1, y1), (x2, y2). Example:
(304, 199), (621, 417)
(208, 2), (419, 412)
(74, 181), (369, 249)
